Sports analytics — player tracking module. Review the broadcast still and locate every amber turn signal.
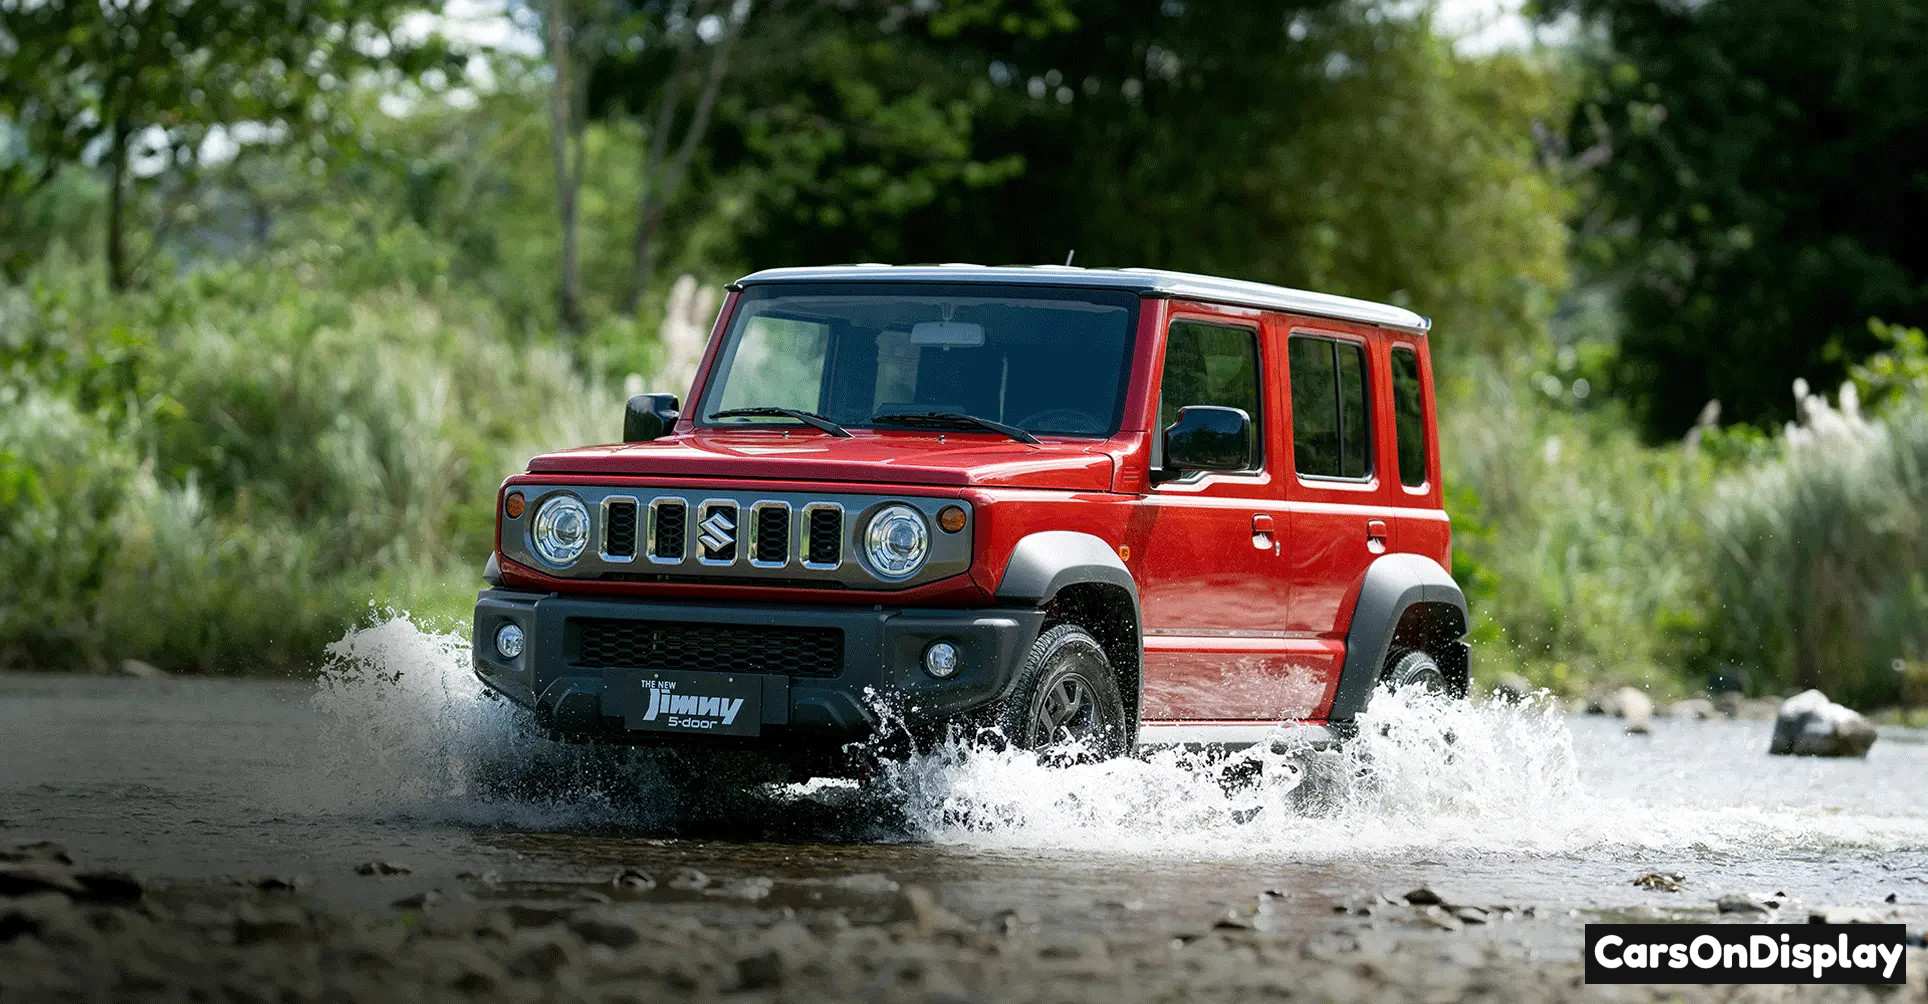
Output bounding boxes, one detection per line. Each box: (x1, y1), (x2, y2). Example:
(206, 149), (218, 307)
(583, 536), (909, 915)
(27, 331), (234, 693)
(937, 505), (967, 533)
(503, 491), (526, 519)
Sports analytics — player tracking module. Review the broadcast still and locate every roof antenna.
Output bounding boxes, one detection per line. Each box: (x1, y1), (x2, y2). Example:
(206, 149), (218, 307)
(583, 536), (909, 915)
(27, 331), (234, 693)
(1063, 249), (1077, 266)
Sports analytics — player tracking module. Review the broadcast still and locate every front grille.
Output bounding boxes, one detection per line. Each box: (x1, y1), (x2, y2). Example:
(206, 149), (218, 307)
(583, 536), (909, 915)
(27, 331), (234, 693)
(603, 500), (637, 558)
(650, 500), (686, 561)
(573, 619), (844, 677)
(806, 507), (842, 567)
(752, 504), (789, 565)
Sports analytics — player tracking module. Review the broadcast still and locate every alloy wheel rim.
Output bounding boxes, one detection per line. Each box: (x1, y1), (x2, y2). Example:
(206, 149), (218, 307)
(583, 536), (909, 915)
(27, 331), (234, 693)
(1031, 670), (1100, 745)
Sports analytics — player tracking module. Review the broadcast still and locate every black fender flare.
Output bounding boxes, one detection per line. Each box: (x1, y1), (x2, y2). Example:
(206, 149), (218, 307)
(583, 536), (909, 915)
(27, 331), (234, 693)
(995, 530), (1144, 726)
(1328, 553), (1469, 721)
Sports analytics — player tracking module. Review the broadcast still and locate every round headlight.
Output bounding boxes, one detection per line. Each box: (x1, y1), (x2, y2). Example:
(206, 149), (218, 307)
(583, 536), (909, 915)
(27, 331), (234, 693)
(863, 504), (930, 579)
(531, 494), (590, 567)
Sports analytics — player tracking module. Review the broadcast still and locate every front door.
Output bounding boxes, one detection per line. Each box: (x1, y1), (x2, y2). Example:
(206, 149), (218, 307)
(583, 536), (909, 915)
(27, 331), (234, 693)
(1134, 308), (1301, 722)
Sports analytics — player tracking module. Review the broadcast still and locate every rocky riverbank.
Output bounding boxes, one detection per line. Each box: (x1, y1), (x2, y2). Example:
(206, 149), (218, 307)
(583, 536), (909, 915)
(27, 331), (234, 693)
(4, 842), (1922, 1003)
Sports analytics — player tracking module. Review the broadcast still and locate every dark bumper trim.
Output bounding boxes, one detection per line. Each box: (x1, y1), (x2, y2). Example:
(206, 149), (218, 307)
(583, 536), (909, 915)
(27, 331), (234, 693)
(473, 589), (1045, 745)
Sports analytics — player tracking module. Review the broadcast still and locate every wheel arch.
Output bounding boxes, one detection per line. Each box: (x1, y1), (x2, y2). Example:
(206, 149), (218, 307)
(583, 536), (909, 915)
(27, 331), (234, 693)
(995, 531), (1142, 733)
(1329, 553), (1470, 720)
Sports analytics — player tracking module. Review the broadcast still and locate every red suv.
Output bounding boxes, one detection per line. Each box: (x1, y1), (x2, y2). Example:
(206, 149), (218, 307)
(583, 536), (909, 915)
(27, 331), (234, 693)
(474, 266), (1468, 776)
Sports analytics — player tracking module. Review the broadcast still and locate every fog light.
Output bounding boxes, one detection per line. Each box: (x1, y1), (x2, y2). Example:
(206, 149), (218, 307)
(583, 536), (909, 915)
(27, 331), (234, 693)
(494, 623), (525, 659)
(923, 641), (960, 679)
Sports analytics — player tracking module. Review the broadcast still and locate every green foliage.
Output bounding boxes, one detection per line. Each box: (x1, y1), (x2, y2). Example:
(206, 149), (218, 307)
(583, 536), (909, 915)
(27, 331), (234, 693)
(1700, 384), (1928, 708)
(1544, 0), (1928, 437)
(0, 245), (622, 673)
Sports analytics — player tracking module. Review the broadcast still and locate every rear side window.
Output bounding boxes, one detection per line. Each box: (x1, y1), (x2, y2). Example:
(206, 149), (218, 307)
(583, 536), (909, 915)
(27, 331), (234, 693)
(1390, 346), (1428, 487)
(1288, 335), (1371, 479)
(1157, 321), (1262, 471)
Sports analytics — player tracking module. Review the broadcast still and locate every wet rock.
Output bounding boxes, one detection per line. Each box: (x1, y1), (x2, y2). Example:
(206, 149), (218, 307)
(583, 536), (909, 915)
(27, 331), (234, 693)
(0, 864), (86, 898)
(1632, 871), (1684, 892)
(1809, 907), (1887, 925)
(250, 875), (305, 893)
(506, 936), (574, 979)
(455, 869), (501, 886)
(1403, 887), (1445, 907)
(990, 907), (1039, 936)
(610, 868), (655, 891)
(1452, 907), (1490, 925)
(736, 948), (785, 990)
(1769, 690), (1877, 758)
(1489, 674), (1533, 703)
(568, 915), (640, 949)
(391, 891), (441, 911)
(1417, 906), (1463, 931)
(829, 872), (900, 895)
(1885, 892), (1898, 904)
(73, 870), (142, 904)
(502, 904), (571, 930)
(1213, 911), (1256, 931)
(232, 903), (310, 945)
(666, 867), (710, 891)
(0, 842), (73, 866)
(1717, 894), (1774, 915)
(892, 885), (966, 935)
(1668, 698), (1717, 720)
(708, 876), (774, 901)
(118, 658), (167, 679)
(353, 861), (412, 877)
(1614, 687), (1655, 734)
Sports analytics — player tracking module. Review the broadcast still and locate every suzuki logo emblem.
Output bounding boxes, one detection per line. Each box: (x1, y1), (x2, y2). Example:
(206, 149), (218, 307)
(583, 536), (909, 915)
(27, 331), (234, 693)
(699, 509), (736, 555)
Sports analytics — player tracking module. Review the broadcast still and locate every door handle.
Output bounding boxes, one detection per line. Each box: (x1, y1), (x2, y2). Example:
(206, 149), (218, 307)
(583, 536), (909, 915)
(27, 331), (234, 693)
(1366, 519), (1389, 554)
(1251, 514), (1279, 554)
(1252, 514), (1276, 534)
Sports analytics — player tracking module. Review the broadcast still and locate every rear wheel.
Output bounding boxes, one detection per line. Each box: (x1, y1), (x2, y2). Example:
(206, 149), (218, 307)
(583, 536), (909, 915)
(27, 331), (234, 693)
(988, 624), (1129, 759)
(1381, 647), (1448, 694)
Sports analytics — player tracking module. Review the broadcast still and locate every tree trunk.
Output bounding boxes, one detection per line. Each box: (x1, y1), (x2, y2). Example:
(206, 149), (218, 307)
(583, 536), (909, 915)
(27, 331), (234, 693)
(621, 2), (749, 314)
(545, 0), (585, 332)
(105, 116), (131, 292)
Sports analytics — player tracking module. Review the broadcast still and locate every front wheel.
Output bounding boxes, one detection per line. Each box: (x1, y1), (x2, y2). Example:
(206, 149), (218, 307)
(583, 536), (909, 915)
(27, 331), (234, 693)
(987, 624), (1130, 759)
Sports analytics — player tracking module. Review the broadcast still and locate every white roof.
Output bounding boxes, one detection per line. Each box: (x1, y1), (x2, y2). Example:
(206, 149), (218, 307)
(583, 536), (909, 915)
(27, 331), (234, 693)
(731, 264), (1430, 333)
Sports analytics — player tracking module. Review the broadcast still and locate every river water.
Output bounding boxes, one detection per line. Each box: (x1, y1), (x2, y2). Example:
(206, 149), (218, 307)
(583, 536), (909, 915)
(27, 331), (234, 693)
(3, 616), (1923, 947)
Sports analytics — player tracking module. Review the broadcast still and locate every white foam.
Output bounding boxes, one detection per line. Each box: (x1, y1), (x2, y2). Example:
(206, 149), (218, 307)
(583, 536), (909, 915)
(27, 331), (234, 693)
(302, 616), (1928, 860)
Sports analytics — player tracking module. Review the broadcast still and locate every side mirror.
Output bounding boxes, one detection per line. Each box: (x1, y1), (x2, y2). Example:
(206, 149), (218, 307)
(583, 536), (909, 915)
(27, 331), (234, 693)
(624, 393), (681, 443)
(1163, 405), (1251, 474)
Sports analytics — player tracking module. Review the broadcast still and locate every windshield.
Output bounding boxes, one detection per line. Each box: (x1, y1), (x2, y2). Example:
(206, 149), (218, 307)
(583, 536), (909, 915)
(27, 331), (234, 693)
(699, 283), (1139, 438)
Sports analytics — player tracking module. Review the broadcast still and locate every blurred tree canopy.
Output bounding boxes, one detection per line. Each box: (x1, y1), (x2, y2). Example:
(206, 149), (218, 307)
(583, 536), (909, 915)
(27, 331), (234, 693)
(0, 0), (455, 289)
(1544, 0), (1928, 437)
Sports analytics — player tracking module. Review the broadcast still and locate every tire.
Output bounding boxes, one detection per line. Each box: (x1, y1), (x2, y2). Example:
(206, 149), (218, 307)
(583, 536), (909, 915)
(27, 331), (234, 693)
(1381, 647), (1448, 695)
(986, 624), (1130, 760)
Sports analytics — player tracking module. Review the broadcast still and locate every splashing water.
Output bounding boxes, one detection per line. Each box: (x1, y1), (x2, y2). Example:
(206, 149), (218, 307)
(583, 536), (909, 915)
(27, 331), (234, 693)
(304, 616), (1928, 865)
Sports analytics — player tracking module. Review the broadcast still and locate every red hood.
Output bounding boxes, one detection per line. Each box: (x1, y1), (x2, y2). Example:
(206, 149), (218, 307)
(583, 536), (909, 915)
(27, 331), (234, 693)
(523, 429), (1120, 491)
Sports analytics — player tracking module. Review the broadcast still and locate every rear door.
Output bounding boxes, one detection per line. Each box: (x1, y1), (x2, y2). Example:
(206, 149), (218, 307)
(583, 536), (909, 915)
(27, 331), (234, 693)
(1134, 304), (1300, 722)
(1280, 323), (1394, 718)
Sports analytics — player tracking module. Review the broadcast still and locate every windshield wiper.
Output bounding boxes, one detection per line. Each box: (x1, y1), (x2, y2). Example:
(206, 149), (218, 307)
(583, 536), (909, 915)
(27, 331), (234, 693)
(708, 407), (852, 438)
(870, 410), (1040, 445)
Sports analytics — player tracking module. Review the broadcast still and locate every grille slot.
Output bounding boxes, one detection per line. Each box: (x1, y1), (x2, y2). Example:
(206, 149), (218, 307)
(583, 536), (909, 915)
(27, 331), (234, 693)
(751, 503), (790, 566)
(574, 619), (844, 677)
(602, 499), (637, 559)
(649, 499), (686, 562)
(804, 506), (843, 568)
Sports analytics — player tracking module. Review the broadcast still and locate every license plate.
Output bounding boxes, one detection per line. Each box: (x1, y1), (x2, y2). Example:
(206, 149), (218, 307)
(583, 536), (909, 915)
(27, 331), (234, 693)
(619, 670), (766, 737)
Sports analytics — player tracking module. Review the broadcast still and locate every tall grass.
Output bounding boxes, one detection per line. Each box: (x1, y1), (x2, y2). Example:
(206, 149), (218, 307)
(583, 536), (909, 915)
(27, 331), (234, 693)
(0, 239), (628, 673)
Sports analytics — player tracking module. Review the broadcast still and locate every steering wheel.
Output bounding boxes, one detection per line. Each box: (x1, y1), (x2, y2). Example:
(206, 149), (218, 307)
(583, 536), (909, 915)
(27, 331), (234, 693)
(1014, 407), (1104, 434)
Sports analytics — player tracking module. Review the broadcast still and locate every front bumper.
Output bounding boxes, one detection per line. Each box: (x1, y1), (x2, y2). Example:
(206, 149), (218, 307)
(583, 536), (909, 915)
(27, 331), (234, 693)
(472, 588), (1044, 749)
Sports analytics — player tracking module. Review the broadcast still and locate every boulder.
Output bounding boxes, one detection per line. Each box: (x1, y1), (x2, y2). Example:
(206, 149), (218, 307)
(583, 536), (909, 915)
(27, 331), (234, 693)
(1769, 690), (1877, 758)
(1667, 698), (1716, 720)
(1613, 687), (1654, 734)
(118, 659), (167, 679)
(1489, 674), (1533, 703)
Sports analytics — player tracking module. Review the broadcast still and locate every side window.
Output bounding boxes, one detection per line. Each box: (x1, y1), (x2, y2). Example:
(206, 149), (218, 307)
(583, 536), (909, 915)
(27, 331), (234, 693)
(1390, 346), (1428, 487)
(1288, 335), (1371, 479)
(1156, 320), (1261, 472)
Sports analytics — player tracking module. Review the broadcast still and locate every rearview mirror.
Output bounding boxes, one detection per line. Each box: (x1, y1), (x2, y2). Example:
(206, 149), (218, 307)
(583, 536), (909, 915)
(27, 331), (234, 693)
(624, 393), (681, 443)
(909, 320), (986, 348)
(1163, 405), (1251, 474)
